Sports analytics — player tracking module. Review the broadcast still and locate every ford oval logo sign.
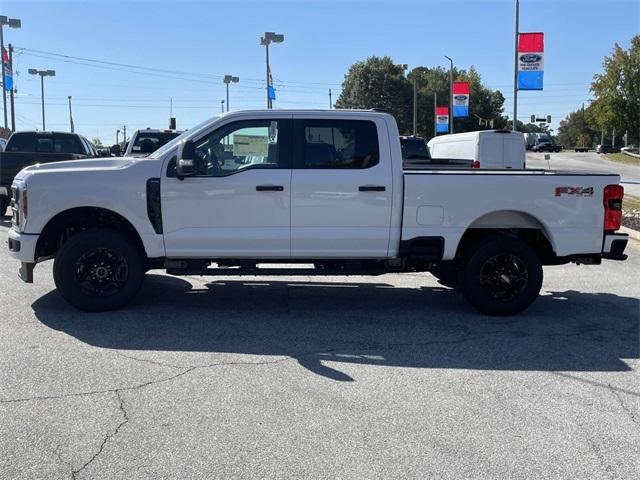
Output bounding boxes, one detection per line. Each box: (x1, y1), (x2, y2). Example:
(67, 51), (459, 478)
(520, 54), (541, 63)
(454, 95), (467, 101)
(437, 116), (448, 121)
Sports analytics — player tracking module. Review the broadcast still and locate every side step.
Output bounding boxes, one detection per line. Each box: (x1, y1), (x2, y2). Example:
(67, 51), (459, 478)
(164, 260), (389, 277)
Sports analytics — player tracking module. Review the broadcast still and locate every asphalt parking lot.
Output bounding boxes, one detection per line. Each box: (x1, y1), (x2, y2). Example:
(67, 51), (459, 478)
(1, 220), (638, 479)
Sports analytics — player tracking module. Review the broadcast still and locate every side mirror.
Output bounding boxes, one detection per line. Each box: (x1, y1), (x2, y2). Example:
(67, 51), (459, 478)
(110, 144), (121, 156)
(176, 140), (196, 177)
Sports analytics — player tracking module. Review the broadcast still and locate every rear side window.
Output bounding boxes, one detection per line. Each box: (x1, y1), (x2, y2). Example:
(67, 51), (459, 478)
(296, 120), (379, 169)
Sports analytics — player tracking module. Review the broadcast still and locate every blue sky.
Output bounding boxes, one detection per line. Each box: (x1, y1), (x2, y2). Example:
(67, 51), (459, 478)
(2, 0), (639, 144)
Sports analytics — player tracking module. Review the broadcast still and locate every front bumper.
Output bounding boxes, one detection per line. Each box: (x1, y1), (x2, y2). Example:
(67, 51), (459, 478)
(602, 233), (628, 260)
(7, 228), (39, 283)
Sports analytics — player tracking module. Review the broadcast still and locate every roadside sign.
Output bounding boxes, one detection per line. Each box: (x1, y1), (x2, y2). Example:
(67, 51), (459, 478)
(518, 32), (544, 91)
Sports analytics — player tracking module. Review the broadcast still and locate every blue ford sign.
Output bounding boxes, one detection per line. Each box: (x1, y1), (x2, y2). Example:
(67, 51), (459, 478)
(520, 54), (542, 63)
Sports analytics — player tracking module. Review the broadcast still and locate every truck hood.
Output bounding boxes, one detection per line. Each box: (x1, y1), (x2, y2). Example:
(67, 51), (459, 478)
(14, 157), (139, 182)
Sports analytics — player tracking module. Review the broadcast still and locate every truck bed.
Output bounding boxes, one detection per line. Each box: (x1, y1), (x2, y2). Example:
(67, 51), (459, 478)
(401, 168), (619, 260)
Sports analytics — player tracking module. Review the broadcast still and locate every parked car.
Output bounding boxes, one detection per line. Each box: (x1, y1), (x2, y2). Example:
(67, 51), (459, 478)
(8, 110), (627, 315)
(0, 131), (98, 216)
(532, 141), (562, 153)
(0, 137), (7, 152)
(400, 136), (476, 169)
(427, 130), (526, 169)
(596, 144), (620, 154)
(620, 145), (638, 153)
(124, 129), (183, 157)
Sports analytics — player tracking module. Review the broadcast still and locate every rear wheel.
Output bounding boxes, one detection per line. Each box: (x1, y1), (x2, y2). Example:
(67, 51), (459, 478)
(459, 236), (542, 316)
(53, 229), (145, 311)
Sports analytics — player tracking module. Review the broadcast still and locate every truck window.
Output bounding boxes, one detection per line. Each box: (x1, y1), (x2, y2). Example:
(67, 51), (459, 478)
(53, 134), (84, 154)
(6, 132), (36, 152)
(131, 131), (181, 154)
(297, 120), (379, 169)
(175, 120), (282, 177)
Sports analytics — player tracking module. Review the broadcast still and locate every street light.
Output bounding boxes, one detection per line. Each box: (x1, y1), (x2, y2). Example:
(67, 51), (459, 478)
(223, 75), (239, 112)
(444, 55), (454, 134)
(260, 32), (284, 109)
(67, 96), (74, 133)
(0, 15), (21, 129)
(28, 68), (55, 131)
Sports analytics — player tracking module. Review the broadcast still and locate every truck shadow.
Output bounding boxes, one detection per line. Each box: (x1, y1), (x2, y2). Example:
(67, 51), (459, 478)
(31, 274), (639, 382)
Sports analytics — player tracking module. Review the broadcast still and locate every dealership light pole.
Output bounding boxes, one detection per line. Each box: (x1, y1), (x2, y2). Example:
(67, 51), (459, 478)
(433, 91), (437, 137)
(28, 68), (55, 131)
(221, 99), (224, 113)
(513, 0), (520, 131)
(0, 16), (21, 129)
(444, 56), (453, 134)
(223, 75), (239, 112)
(260, 32), (284, 109)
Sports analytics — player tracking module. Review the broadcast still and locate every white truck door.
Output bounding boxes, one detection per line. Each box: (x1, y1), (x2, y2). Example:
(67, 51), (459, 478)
(161, 119), (292, 258)
(290, 117), (393, 258)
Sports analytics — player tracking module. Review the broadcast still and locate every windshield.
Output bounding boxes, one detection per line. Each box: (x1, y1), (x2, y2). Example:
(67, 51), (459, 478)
(148, 116), (219, 159)
(401, 138), (431, 160)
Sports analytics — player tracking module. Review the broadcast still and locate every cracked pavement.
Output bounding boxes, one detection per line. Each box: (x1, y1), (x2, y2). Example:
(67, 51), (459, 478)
(1, 221), (638, 479)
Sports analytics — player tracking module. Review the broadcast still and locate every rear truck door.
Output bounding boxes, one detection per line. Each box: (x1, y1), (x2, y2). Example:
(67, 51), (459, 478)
(161, 117), (293, 258)
(290, 116), (393, 257)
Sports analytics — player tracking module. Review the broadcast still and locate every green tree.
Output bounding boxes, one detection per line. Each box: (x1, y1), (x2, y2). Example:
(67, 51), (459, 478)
(590, 36), (640, 143)
(336, 57), (506, 139)
(557, 106), (598, 147)
(335, 56), (414, 134)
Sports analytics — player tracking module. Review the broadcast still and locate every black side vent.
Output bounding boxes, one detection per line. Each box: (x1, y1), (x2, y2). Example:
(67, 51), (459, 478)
(146, 178), (163, 234)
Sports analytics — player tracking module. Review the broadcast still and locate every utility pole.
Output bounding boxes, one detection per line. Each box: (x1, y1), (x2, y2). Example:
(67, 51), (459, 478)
(444, 56), (453, 134)
(513, 0), (520, 131)
(601, 129), (604, 145)
(433, 91), (437, 137)
(328, 88), (332, 109)
(0, 16), (21, 129)
(116, 129), (120, 146)
(413, 78), (417, 136)
(612, 127), (615, 148)
(67, 96), (74, 133)
(122, 125), (126, 145)
(8, 43), (15, 131)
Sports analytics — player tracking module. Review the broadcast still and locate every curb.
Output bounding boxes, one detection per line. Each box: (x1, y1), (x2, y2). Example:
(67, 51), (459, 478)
(620, 226), (640, 241)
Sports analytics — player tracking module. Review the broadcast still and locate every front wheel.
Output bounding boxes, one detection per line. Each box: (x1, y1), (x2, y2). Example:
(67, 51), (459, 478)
(53, 229), (145, 311)
(459, 236), (543, 316)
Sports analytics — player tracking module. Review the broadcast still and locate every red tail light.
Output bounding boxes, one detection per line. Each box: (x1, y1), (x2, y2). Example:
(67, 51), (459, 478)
(472, 161), (480, 169)
(603, 184), (623, 231)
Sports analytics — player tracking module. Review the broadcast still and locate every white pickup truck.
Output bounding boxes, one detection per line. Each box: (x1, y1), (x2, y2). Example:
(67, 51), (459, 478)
(7, 110), (628, 315)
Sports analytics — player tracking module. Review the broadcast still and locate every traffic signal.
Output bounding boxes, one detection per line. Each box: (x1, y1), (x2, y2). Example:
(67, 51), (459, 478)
(530, 114), (536, 123)
(169, 117), (176, 130)
(546, 115), (551, 124)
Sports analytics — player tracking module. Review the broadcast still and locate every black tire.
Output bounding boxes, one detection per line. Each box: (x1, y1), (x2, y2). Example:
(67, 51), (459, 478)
(53, 229), (145, 312)
(459, 236), (543, 316)
(0, 195), (8, 218)
(430, 265), (460, 288)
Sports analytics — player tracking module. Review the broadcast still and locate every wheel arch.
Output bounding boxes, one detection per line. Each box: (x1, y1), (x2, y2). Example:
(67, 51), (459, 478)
(455, 209), (557, 262)
(35, 206), (147, 261)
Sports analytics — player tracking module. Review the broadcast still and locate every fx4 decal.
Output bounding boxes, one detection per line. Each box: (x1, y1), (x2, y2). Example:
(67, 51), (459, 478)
(555, 186), (594, 197)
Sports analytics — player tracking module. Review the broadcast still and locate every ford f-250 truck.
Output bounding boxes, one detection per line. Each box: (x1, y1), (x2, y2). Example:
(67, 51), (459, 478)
(7, 110), (628, 315)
